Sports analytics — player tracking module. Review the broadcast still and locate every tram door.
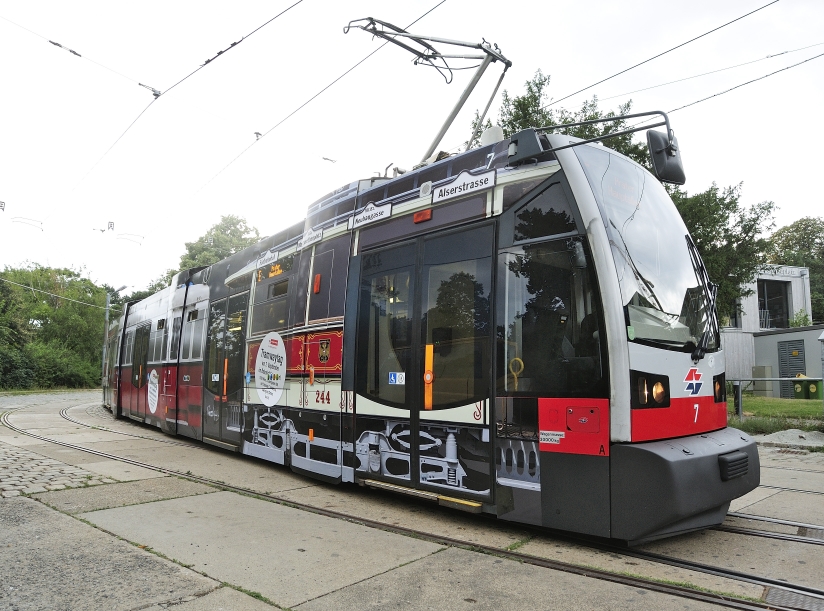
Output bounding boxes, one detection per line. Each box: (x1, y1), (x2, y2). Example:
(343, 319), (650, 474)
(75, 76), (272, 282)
(203, 292), (249, 447)
(355, 224), (494, 498)
(130, 323), (151, 421)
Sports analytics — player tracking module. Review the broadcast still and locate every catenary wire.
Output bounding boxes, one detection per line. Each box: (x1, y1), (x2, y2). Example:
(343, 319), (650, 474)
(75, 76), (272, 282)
(599, 40), (824, 101)
(162, 0), (306, 97)
(0, 14), (146, 87)
(624, 50), (824, 129)
(0, 277), (121, 311)
(197, 0), (448, 192)
(544, 0), (780, 109)
(40, 2), (308, 223)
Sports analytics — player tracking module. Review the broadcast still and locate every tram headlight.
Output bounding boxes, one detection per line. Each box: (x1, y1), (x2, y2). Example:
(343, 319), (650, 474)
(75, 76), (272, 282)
(713, 373), (726, 403)
(630, 370), (670, 408)
(652, 382), (666, 404)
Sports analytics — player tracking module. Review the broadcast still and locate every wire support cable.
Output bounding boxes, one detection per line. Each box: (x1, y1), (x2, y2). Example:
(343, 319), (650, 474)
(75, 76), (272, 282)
(599, 40), (824, 101)
(0, 277), (121, 311)
(197, 0), (447, 192)
(544, 0), (780, 109)
(0, 14), (149, 87)
(627, 50), (824, 128)
(162, 0), (306, 97)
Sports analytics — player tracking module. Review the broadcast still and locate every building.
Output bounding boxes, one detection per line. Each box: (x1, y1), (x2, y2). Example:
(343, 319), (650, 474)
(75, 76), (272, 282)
(721, 265), (814, 388)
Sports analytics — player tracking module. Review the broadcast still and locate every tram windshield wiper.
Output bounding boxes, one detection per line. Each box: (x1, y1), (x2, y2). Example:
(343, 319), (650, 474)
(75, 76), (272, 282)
(684, 235), (719, 362)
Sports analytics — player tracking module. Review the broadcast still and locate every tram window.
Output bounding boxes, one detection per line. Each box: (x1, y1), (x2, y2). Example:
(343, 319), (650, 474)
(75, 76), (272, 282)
(290, 250), (311, 328)
(181, 315), (193, 360)
(267, 279), (289, 300)
(308, 234), (350, 323)
(496, 238), (607, 427)
(502, 178), (545, 211)
(386, 176), (416, 198)
(191, 316), (205, 360)
(123, 330), (134, 366)
(169, 317), (181, 360)
(512, 182), (577, 242)
(336, 196), (357, 217)
(422, 226), (493, 409)
(205, 300), (226, 396)
(449, 149), (488, 176)
(357, 267), (414, 407)
(251, 298), (289, 335)
(419, 162), (449, 186)
(161, 319), (169, 362)
(225, 292), (249, 397)
(357, 185), (386, 209)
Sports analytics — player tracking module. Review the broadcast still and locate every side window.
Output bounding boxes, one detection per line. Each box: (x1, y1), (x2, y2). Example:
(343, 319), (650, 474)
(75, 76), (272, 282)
(191, 314), (205, 360)
(205, 299), (226, 396)
(496, 238), (607, 438)
(123, 330), (134, 366)
(308, 234), (350, 323)
(356, 243), (416, 408)
(169, 316), (182, 360)
(132, 324), (151, 387)
(252, 254), (295, 335)
(512, 182), (577, 242)
(225, 292), (249, 397)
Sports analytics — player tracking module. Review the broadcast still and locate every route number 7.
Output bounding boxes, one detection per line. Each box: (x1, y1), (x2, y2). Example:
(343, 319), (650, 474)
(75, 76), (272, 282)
(693, 403), (699, 423)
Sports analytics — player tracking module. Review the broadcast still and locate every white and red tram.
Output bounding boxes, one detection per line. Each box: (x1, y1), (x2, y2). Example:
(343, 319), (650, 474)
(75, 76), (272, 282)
(103, 123), (759, 543)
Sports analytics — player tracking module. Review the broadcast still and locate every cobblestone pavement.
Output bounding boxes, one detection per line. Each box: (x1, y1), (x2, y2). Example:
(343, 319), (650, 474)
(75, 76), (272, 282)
(0, 441), (116, 497)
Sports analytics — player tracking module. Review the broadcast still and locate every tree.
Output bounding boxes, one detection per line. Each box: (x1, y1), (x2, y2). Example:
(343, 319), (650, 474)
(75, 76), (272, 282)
(468, 69), (649, 166)
(178, 215), (261, 271)
(768, 216), (824, 323)
(670, 184), (776, 320)
(0, 264), (106, 388)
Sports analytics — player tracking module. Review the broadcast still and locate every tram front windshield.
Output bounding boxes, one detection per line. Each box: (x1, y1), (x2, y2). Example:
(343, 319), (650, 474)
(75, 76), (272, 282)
(575, 145), (718, 353)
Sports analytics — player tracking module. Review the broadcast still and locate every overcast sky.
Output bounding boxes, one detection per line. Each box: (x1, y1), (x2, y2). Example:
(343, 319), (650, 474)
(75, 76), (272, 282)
(1, 0), (821, 292)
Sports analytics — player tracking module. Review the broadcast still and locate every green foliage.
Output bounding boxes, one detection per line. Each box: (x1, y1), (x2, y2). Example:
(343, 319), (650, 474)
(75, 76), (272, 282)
(0, 265), (107, 389)
(468, 69), (649, 166)
(670, 184), (776, 320)
(768, 216), (824, 323)
(178, 215), (260, 271)
(789, 310), (812, 328)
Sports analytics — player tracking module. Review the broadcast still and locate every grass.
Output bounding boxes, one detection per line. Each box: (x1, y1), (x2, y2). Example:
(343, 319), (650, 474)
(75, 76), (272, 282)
(726, 394), (824, 435)
(727, 395), (824, 419)
(0, 387), (100, 397)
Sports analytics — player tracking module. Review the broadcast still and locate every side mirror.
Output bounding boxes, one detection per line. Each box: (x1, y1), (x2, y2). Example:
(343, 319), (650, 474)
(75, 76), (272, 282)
(647, 130), (686, 185)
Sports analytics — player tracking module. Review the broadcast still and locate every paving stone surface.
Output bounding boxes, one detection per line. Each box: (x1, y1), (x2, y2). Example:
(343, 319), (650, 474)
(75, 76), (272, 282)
(0, 439), (114, 496)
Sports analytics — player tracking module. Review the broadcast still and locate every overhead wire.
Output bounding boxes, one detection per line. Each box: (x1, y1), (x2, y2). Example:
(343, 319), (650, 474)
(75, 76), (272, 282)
(623, 50), (824, 129)
(38, 0), (308, 223)
(599, 40), (824, 102)
(197, 0), (448, 192)
(0, 277), (121, 311)
(0, 14), (147, 87)
(544, 0), (780, 109)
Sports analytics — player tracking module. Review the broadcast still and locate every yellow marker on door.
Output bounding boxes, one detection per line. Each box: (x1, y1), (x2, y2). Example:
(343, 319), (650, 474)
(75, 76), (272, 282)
(424, 344), (434, 410)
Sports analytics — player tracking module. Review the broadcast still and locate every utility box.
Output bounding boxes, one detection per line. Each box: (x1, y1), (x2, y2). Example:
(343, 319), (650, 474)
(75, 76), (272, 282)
(752, 365), (772, 397)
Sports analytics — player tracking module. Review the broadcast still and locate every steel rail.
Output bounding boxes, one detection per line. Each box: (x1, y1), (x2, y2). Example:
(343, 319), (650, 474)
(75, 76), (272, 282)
(0, 404), (816, 611)
(713, 525), (824, 546)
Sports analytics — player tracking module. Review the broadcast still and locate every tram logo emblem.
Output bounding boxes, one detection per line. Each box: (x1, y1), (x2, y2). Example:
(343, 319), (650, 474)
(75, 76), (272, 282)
(269, 338), (279, 347)
(318, 339), (331, 363)
(684, 368), (703, 395)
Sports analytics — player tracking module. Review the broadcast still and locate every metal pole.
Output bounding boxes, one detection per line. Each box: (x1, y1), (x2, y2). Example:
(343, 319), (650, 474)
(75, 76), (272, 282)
(733, 381), (742, 420)
(421, 54), (493, 163)
(101, 291), (110, 404)
(466, 66), (508, 151)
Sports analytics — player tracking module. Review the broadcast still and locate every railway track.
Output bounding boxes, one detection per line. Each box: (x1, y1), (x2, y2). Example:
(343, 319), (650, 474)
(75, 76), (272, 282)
(2, 401), (822, 611)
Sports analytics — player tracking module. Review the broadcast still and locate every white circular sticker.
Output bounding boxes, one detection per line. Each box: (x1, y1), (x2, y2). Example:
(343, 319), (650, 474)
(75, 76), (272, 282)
(255, 332), (287, 407)
(147, 369), (159, 414)
(708, 355), (715, 368)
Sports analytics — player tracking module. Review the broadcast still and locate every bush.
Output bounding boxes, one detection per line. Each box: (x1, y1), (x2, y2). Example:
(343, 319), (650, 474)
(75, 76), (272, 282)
(0, 345), (35, 389)
(25, 341), (99, 388)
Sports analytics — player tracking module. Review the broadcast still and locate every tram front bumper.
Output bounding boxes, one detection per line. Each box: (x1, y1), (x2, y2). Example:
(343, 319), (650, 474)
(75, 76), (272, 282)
(610, 427), (759, 544)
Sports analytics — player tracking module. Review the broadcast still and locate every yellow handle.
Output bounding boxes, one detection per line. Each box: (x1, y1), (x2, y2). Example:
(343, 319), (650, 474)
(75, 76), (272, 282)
(424, 344), (434, 410)
(508, 358), (524, 392)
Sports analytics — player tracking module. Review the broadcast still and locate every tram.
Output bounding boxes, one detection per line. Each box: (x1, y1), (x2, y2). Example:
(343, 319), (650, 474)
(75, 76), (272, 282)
(103, 120), (759, 544)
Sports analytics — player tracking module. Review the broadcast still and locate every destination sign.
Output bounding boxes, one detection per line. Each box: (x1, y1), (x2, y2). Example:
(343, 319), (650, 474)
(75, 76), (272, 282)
(348, 202), (392, 230)
(297, 227), (323, 250)
(431, 169), (496, 204)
